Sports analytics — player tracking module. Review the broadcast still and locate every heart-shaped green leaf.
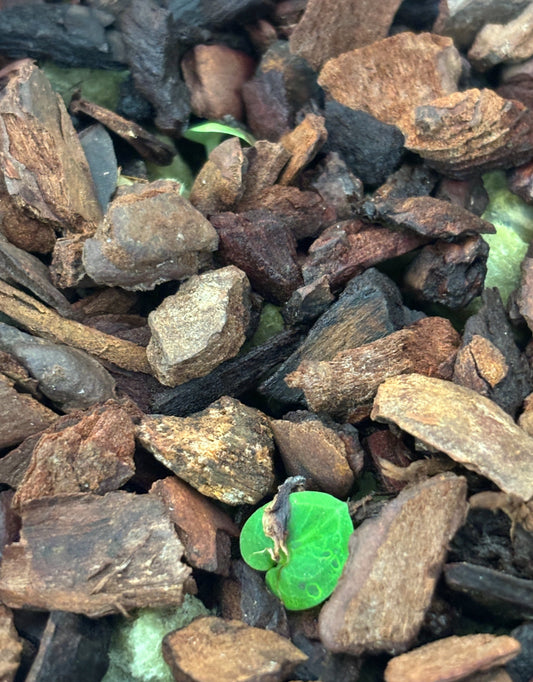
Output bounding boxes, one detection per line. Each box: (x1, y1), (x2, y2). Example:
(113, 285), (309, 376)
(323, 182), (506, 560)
(239, 491), (353, 610)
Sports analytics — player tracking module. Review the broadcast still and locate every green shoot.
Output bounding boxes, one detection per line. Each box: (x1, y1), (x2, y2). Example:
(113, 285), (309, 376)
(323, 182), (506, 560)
(239, 491), (353, 611)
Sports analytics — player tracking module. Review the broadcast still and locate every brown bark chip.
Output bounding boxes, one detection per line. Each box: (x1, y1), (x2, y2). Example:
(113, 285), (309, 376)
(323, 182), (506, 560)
(289, 0), (404, 71)
(371, 374), (533, 501)
(181, 44), (255, 121)
(278, 113), (328, 185)
(0, 372), (57, 449)
(83, 180), (219, 291)
(137, 396), (275, 505)
(384, 634), (520, 682)
(162, 616), (308, 682)
(12, 401), (136, 510)
(318, 32), (461, 129)
(0, 492), (191, 617)
(151, 476), (238, 575)
(319, 473), (467, 655)
(0, 60), (102, 234)
(270, 414), (357, 497)
(0, 605), (22, 682)
(286, 317), (460, 421)
(404, 89), (533, 178)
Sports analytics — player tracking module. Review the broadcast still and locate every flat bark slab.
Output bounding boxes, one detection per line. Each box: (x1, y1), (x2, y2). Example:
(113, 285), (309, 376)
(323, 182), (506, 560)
(0, 492), (191, 617)
(371, 374), (533, 500)
(137, 396), (275, 505)
(261, 268), (406, 405)
(319, 473), (467, 655)
(286, 317), (460, 421)
(384, 634), (520, 682)
(162, 616), (307, 682)
(0, 60), (101, 233)
(318, 32), (461, 129)
(369, 195), (496, 239)
(302, 219), (427, 290)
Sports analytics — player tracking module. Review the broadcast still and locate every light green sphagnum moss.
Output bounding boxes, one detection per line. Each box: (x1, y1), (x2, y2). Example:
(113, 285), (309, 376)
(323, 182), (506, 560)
(102, 595), (210, 682)
(482, 171), (533, 304)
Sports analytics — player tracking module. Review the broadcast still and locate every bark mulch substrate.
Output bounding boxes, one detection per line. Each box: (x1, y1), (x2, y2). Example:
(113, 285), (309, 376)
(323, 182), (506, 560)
(3, 1), (533, 681)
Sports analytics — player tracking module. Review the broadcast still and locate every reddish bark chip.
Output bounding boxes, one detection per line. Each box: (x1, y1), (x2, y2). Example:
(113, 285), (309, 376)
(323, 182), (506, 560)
(319, 473), (467, 654)
(0, 372), (57, 449)
(151, 476), (238, 575)
(182, 44), (255, 121)
(12, 401), (136, 510)
(163, 616), (307, 682)
(384, 634), (520, 682)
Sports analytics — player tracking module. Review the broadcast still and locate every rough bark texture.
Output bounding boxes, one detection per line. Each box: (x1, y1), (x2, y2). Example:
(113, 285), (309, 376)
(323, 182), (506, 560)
(372, 374), (533, 501)
(0, 492), (191, 617)
(319, 473), (467, 655)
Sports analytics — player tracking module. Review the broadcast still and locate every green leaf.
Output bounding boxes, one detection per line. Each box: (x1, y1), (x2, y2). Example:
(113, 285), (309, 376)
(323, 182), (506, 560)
(183, 121), (255, 155)
(239, 491), (353, 610)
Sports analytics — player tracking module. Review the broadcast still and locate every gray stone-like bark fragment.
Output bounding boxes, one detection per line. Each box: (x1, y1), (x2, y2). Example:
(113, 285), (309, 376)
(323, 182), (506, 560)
(0, 323), (115, 412)
(147, 265), (251, 387)
(138, 397), (275, 505)
(83, 180), (218, 291)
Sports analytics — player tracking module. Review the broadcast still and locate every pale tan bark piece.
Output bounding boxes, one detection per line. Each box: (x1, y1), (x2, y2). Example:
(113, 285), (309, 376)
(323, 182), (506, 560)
(163, 616), (307, 682)
(318, 32), (461, 128)
(371, 373), (533, 501)
(138, 396), (275, 505)
(319, 473), (467, 654)
(468, 3), (533, 71)
(384, 634), (520, 682)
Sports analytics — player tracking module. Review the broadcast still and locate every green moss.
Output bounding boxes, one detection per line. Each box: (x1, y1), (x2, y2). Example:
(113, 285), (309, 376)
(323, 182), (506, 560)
(102, 595), (210, 682)
(248, 303), (285, 348)
(40, 61), (129, 111)
(481, 171), (533, 303)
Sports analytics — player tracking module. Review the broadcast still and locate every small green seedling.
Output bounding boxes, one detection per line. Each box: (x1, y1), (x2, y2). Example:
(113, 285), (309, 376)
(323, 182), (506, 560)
(183, 121), (255, 155)
(239, 490), (353, 611)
